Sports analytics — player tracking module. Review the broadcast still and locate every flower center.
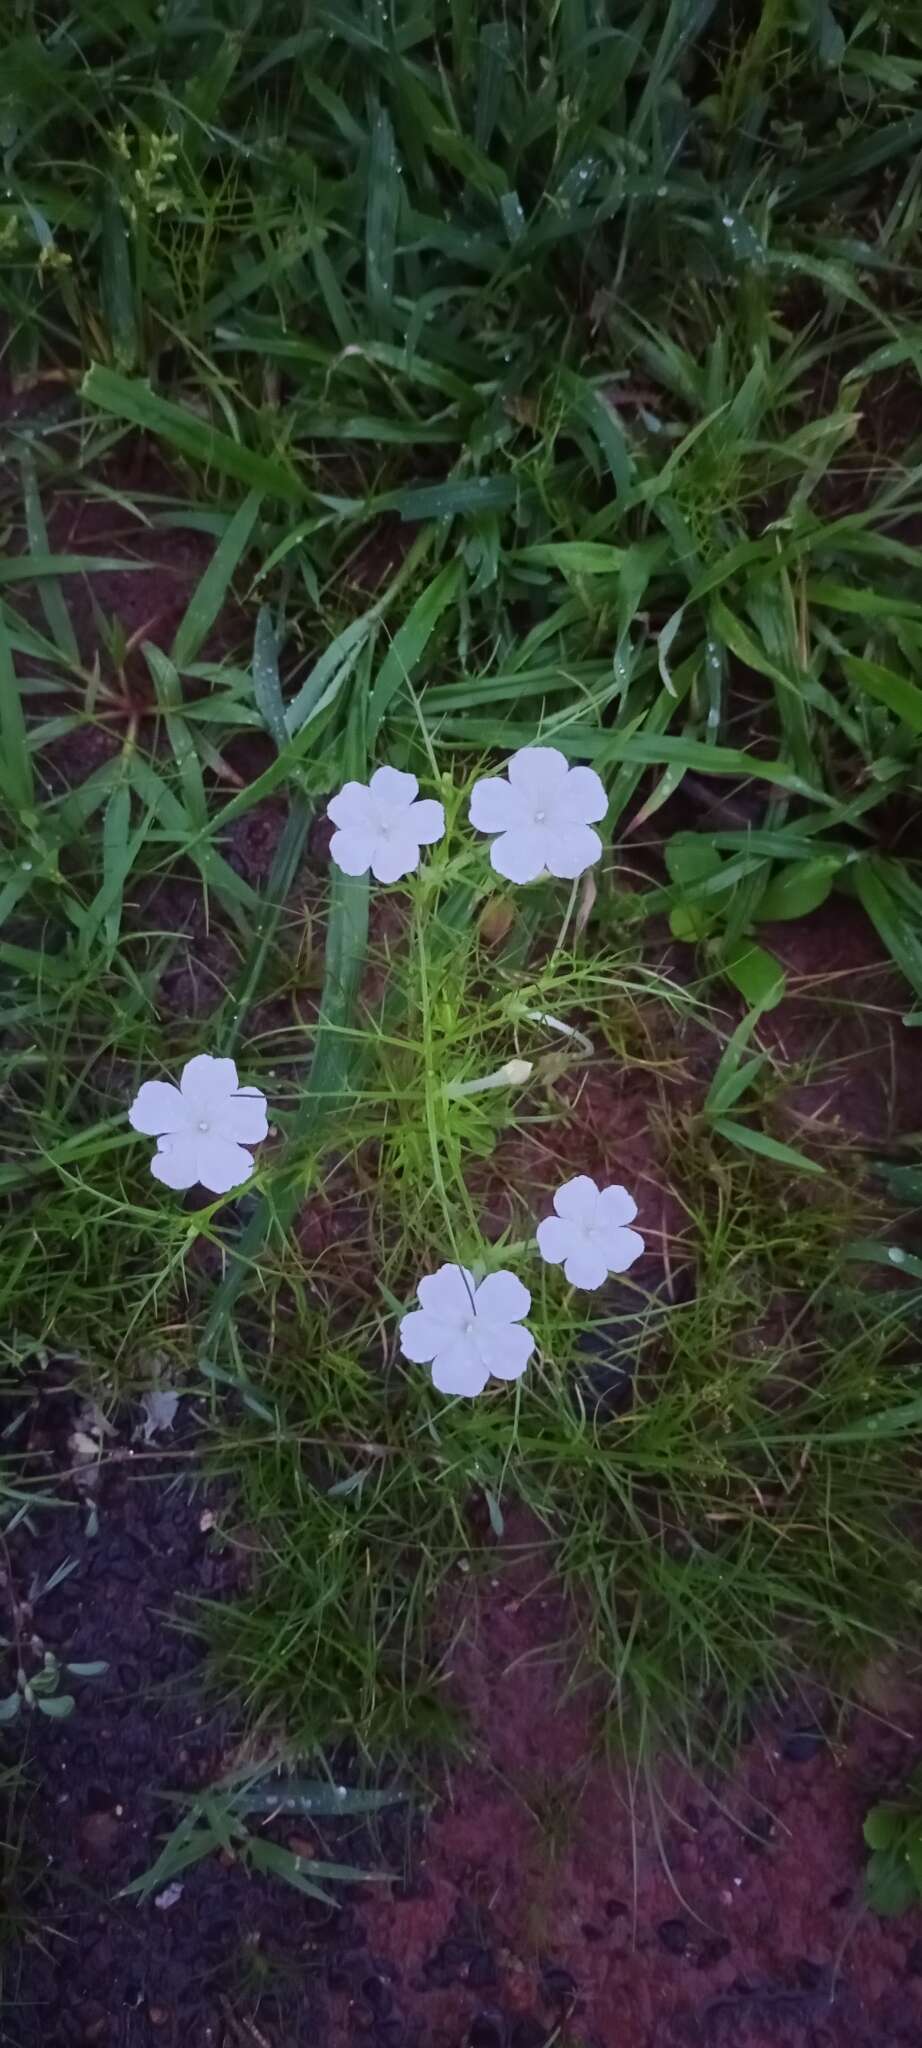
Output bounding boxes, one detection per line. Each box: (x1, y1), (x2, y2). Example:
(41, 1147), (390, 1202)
(197, 1118), (211, 1134)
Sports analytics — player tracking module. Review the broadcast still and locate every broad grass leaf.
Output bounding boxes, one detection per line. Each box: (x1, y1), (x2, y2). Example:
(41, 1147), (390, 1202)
(713, 1118), (823, 1175)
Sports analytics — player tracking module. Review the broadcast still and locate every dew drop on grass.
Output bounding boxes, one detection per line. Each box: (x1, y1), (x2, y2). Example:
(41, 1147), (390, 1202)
(889, 1246), (907, 1264)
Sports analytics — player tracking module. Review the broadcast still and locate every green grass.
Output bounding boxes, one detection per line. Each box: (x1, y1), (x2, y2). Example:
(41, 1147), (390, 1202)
(1, 0), (922, 1780)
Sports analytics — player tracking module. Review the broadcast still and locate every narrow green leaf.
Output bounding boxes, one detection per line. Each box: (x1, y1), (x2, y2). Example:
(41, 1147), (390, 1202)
(251, 607), (288, 750)
(21, 454), (78, 664)
(81, 367), (301, 501)
(100, 182), (137, 369)
(0, 610), (32, 809)
(285, 613), (375, 740)
(713, 1119), (824, 1175)
(855, 858), (922, 999)
(843, 655), (922, 734)
(366, 106), (399, 333)
(513, 542), (625, 575)
(172, 491), (262, 669)
(0, 556), (136, 586)
(368, 561), (461, 735)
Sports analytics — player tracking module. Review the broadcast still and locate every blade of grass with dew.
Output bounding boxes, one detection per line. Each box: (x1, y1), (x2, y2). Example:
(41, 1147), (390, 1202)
(251, 604), (289, 750)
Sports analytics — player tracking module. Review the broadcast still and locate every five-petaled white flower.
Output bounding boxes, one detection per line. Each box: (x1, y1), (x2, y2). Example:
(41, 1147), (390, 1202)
(399, 1264), (534, 1397)
(536, 1175), (643, 1290)
(469, 746), (607, 884)
(327, 767), (445, 884)
(128, 1054), (268, 1194)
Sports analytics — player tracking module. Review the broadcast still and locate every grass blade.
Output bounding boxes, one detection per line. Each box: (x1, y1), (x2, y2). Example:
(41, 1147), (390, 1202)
(368, 561), (461, 736)
(712, 1119), (825, 1175)
(172, 491), (263, 669)
(21, 454), (79, 664)
(251, 605), (288, 750)
(81, 367), (302, 501)
(0, 610), (33, 809)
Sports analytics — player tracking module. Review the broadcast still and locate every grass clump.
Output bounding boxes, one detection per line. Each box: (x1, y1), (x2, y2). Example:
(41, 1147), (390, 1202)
(195, 887), (922, 1761)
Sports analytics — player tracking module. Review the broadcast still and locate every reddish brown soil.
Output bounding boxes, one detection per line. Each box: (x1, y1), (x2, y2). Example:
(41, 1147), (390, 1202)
(9, 1397), (922, 2048)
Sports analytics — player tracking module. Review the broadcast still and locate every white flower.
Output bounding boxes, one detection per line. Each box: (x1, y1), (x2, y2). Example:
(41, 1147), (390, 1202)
(128, 1054), (268, 1194)
(536, 1175), (644, 1290)
(469, 746), (607, 884)
(399, 1264), (534, 1397)
(327, 766), (445, 883)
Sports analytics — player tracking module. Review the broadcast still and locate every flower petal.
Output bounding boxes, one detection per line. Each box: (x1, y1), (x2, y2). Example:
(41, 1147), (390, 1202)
(601, 1225), (645, 1274)
(545, 824), (603, 880)
(180, 1054), (239, 1107)
(477, 1321), (534, 1382)
(535, 1215), (576, 1267)
(399, 1310), (447, 1364)
(128, 1080), (190, 1137)
(595, 1184), (638, 1228)
(489, 827), (550, 885)
(223, 1088), (269, 1145)
(563, 1244), (610, 1290)
(430, 1341), (490, 1398)
(370, 828), (424, 884)
(417, 1264), (477, 1327)
(554, 765), (608, 825)
(369, 765), (418, 810)
(192, 1135), (256, 1194)
(506, 746), (569, 804)
(150, 1136), (200, 1189)
(327, 781), (375, 831)
(409, 798), (445, 846)
(553, 1175), (600, 1224)
(329, 827), (378, 876)
(474, 1270), (531, 1325)
(469, 775), (530, 834)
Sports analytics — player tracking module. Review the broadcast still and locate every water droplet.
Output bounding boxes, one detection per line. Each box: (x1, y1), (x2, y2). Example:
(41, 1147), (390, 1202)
(722, 213), (735, 228)
(20, 860), (32, 871)
(889, 1246), (906, 1264)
